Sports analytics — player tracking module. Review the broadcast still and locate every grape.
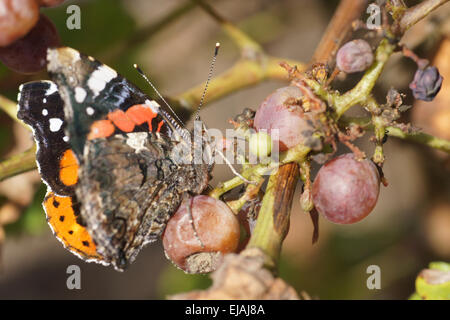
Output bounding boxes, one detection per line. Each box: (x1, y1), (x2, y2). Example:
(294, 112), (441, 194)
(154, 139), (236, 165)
(162, 195), (240, 273)
(37, 0), (65, 7)
(249, 131), (272, 157)
(254, 86), (314, 151)
(336, 39), (374, 73)
(409, 66), (443, 102)
(0, 14), (60, 74)
(312, 153), (380, 224)
(0, 0), (39, 47)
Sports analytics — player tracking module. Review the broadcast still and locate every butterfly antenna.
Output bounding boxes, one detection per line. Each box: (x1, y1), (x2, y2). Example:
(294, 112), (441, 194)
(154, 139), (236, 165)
(195, 42), (220, 121)
(133, 64), (185, 127)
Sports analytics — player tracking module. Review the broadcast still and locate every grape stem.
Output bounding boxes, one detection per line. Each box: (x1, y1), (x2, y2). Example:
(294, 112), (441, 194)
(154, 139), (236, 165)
(340, 115), (450, 154)
(304, 38), (396, 119)
(209, 144), (311, 200)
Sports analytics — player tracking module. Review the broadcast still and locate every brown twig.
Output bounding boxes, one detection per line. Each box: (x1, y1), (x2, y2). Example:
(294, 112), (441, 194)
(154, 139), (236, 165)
(397, 0), (450, 34)
(310, 0), (369, 68)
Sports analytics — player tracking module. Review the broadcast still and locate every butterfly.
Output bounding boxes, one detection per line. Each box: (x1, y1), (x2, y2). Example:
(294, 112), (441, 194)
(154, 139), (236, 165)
(17, 47), (212, 271)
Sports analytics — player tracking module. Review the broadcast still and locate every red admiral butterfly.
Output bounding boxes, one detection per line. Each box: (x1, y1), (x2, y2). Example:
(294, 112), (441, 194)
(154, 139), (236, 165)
(17, 47), (212, 271)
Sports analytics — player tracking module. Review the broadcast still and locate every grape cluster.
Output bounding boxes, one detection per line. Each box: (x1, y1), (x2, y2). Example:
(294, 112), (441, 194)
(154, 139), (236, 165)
(0, 0), (64, 73)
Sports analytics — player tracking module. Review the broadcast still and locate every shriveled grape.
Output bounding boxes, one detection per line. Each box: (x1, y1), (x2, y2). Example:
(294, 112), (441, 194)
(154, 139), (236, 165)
(336, 39), (374, 74)
(312, 153), (380, 224)
(162, 195), (240, 273)
(409, 66), (443, 102)
(0, 14), (60, 74)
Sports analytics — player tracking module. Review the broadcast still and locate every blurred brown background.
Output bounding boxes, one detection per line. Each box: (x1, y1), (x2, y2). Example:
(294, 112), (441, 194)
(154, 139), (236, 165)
(0, 0), (449, 299)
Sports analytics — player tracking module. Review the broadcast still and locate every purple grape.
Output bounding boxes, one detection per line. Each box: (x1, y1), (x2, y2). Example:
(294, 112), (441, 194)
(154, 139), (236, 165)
(336, 39), (374, 73)
(0, 14), (60, 74)
(254, 86), (314, 151)
(312, 153), (380, 224)
(409, 66), (443, 102)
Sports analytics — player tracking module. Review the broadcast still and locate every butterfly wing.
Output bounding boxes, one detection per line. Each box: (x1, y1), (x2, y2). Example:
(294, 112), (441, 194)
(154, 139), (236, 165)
(45, 47), (210, 271)
(18, 47), (209, 271)
(46, 46), (182, 157)
(17, 81), (108, 265)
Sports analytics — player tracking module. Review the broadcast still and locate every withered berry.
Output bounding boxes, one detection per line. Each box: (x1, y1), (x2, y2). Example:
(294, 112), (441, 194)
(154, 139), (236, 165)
(162, 196), (240, 273)
(336, 39), (374, 73)
(409, 66), (443, 102)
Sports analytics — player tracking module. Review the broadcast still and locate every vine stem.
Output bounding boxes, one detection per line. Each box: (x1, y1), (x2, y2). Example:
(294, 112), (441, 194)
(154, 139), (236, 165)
(175, 56), (304, 110)
(396, 0), (450, 33)
(0, 95), (30, 130)
(246, 164), (299, 271)
(0, 146), (37, 181)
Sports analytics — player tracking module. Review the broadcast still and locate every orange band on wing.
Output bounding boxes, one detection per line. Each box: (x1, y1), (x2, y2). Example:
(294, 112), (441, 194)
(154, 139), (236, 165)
(126, 104), (157, 131)
(44, 192), (102, 260)
(87, 120), (116, 140)
(157, 120), (164, 133)
(59, 149), (78, 186)
(87, 104), (161, 140)
(107, 109), (135, 132)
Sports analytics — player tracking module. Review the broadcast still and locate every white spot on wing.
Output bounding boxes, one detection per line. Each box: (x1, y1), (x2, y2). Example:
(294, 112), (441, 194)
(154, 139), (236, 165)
(43, 98), (47, 103)
(126, 132), (148, 153)
(87, 65), (117, 97)
(42, 109), (48, 116)
(75, 87), (87, 103)
(49, 118), (63, 132)
(86, 106), (95, 116)
(145, 99), (160, 113)
(63, 136), (69, 142)
(45, 82), (58, 96)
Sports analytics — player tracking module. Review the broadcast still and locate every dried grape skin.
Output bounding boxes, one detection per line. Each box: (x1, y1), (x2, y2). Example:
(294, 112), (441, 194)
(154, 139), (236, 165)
(336, 39), (374, 74)
(162, 196), (240, 273)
